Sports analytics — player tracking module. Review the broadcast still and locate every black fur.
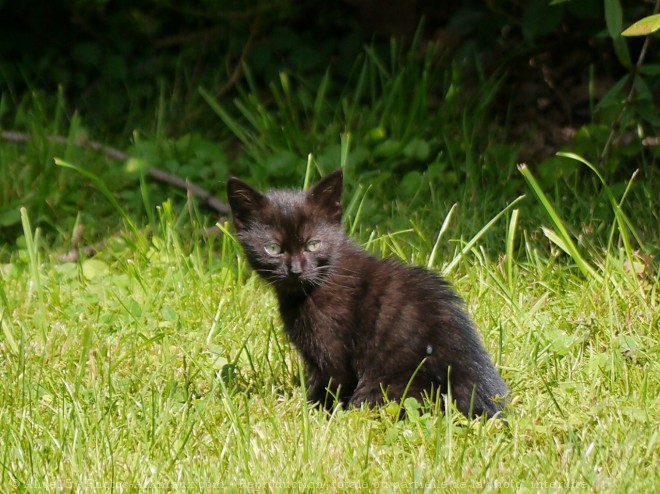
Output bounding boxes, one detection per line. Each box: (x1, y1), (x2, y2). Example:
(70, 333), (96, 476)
(227, 169), (508, 417)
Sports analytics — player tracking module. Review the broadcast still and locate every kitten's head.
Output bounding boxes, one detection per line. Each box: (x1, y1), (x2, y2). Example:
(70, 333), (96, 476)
(227, 169), (345, 292)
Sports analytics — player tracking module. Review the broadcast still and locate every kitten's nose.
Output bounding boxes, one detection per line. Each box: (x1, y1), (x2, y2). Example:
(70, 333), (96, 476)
(290, 258), (303, 276)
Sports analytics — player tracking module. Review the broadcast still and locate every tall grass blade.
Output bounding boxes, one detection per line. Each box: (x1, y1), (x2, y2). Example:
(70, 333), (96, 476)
(506, 208), (520, 290)
(557, 152), (643, 254)
(303, 154), (315, 189)
(428, 203), (458, 269)
(0, 309), (19, 355)
(340, 132), (351, 171)
(54, 158), (141, 240)
(518, 163), (602, 283)
(344, 57), (368, 123)
(442, 195), (525, 276)
(312, 69), (331, 134)
(347, 184), (371, 236)
(363, 45), (389, 79)
(20, 207), (41, 299)
(199, 87), (252, 147)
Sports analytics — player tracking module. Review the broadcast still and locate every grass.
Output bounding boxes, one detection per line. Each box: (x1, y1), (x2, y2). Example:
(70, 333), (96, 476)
(1, 38), (659, 491)
(1, 180), (659, 491)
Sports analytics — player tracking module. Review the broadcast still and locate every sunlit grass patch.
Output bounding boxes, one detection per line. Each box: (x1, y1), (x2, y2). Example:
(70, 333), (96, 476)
(2, 175), (658, 490)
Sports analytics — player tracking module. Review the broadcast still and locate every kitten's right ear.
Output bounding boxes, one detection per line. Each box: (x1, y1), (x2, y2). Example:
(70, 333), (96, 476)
(227, 177), (267, 230)
(307, 169), (343, 223)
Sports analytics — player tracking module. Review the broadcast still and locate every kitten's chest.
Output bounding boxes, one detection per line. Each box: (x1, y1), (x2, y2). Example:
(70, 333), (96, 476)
(277, 288), (354, 367)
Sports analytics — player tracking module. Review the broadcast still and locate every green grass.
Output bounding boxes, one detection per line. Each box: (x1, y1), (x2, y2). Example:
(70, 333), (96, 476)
(1, 184), (658, 491)
(1, 37), (659, 492)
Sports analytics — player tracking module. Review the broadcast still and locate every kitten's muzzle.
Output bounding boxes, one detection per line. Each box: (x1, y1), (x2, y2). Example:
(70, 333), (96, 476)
(289, 258), (303, 276)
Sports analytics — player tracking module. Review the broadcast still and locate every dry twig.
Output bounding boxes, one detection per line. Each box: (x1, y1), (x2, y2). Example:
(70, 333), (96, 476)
(1, 130), (230, 215)
(2, 130), (231, 262)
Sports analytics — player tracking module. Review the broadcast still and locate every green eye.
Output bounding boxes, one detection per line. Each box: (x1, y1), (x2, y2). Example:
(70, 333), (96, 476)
(264, 242), (282, 256)
(305, 240), (321, 252)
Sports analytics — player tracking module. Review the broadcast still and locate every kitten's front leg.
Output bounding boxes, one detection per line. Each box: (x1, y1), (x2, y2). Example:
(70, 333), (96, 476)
(349, 375), (431, 408)
(305, 368), (336, 409)
(306, 367), (352, 409)
(348, 377), (388, 408)
(306, 374), (329, 406)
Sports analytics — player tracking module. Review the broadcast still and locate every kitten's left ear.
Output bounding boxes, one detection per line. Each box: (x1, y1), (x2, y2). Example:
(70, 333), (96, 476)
(307, 169), (343, 223)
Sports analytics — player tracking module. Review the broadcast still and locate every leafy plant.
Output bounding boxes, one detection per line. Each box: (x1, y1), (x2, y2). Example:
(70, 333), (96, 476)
(622, 12), (660, 36)
(599, 0), (660, 162)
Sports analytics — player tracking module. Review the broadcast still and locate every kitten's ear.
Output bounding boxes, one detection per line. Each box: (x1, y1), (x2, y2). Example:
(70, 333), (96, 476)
(227, 177), (267, 230)
(307, 169), (343, 223)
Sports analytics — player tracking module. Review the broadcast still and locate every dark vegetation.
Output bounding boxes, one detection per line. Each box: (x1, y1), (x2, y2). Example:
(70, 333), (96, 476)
(0, 0), (658, 258)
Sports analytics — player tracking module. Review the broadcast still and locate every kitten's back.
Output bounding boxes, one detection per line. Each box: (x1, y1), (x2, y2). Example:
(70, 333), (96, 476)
(317, 242), (508, 416)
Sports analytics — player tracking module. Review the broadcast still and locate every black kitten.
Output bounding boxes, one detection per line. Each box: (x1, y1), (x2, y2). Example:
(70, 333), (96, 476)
(227, 170), (508, 418)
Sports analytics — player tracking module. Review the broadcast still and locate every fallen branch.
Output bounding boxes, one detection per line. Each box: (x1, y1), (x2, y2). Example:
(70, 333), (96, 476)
(2, 130), (231, 262)
(1, 130), (231, 216)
